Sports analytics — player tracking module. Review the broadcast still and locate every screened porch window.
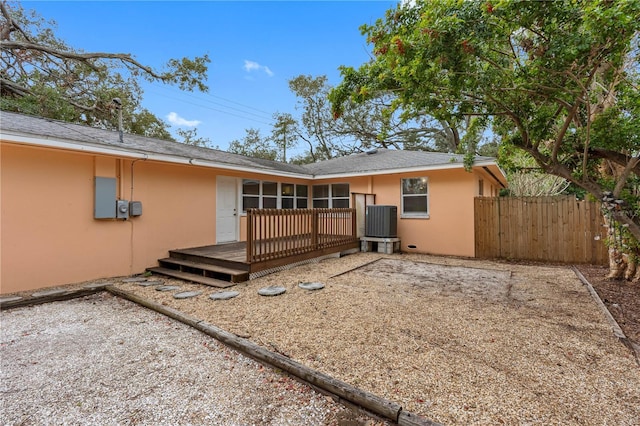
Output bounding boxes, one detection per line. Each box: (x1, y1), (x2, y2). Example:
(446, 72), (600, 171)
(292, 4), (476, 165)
(281, 184), (309, 209)
(242, 179), (260, 211)
(242, 180), (309, 211)
(312, 183), (350, 208)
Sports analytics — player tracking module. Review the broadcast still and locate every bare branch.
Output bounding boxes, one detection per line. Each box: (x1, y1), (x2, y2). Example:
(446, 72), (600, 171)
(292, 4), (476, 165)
(2, 40), (168, 79)
(0, 1), (31, 41)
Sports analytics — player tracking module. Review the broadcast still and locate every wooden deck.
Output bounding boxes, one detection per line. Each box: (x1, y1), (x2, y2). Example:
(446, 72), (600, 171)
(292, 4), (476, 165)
(149, 208), (359, 286)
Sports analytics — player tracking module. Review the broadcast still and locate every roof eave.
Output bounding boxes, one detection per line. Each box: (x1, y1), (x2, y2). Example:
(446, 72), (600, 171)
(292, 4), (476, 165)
(0, 131), (313, 180)
(311, 159), (503, 179)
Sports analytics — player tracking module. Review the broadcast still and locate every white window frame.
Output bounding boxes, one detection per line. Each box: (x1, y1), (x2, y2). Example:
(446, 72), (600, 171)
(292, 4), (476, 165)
(401, 177), (429, 218)
(312, 183), (350, 208)
(241, 180), (309, 213)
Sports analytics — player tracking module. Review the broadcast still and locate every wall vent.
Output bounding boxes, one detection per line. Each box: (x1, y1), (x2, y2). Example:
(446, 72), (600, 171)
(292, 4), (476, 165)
(366, 205), (398, 238)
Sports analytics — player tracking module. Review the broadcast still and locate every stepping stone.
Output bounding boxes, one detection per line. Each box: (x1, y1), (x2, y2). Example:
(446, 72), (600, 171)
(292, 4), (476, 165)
(210, 291), (240, 301)
(32, 289), (68, 298)
(137, 280), (163, 287)
(174, 291), (202, 299)
(122, 277), (148, 283)
(0, 296), (23, 303)
(299, 282), (325, 291)
(258, 286), (286, 297)
(156, 285), (181, 292)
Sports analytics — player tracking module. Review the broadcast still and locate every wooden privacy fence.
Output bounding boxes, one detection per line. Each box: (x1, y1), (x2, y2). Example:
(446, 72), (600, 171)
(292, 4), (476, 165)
(246, 208), (359, 271)
(475, 196), (608, 265)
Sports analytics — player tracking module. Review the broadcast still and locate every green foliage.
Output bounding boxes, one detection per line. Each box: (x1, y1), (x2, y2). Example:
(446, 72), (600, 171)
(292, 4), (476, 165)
(331, 0), (640, 241)
(228, 128), (277, 161)
(270, 113), (298, 162)
(0, 2), (209, 140)
(175, 128), (212, 148)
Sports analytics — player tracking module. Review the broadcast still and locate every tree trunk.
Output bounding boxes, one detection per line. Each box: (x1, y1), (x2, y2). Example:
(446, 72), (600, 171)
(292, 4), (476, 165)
(607, 247), (626, 280)
(624, 255), (637, 281)
(604, 212), (626, 279)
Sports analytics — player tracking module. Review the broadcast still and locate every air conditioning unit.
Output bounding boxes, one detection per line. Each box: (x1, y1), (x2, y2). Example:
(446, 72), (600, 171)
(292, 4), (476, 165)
(366, 205), (397, 238)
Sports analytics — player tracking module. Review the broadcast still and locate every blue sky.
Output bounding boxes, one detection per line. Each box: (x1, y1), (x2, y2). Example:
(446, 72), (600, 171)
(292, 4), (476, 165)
(22, 1), (398, 154)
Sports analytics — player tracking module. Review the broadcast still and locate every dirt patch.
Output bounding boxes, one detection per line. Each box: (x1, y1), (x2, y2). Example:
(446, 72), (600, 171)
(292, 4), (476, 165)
(355, 258), (513, 301)
(576, 264), (640, 344)
(111, 253), (640, 425)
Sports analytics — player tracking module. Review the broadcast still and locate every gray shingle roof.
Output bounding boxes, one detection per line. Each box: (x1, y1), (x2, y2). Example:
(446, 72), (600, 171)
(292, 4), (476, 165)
(0, 111), (308, 176)
(302, 148), (496, 176)
(1, 111), (498, 178)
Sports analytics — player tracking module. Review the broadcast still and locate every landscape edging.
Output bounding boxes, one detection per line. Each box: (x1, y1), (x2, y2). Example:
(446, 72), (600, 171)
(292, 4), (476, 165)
(572, 266), (640, 365)
(0, 284), (108, 310)
(105, 285), (441, 426)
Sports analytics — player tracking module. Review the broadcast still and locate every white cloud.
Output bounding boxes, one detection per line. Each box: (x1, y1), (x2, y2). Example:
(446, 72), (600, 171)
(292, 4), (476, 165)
(243, 60), (274, 77)
(166, 112), (201, 127)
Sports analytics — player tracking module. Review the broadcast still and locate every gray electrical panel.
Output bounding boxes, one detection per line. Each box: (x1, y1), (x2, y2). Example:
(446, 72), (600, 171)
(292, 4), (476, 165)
(95, 177), (117, 219)
(116, 200), (129, 219)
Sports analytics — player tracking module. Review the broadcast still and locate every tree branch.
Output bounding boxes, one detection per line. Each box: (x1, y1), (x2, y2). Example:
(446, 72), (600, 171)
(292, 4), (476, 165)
(2, 40), (166, 79)
(0, 1), (31, 42)
(590, 148), (640, 177)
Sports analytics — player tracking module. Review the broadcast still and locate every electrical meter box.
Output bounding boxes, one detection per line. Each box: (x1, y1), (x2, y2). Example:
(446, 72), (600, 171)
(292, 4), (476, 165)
(116, 200), (129, 219)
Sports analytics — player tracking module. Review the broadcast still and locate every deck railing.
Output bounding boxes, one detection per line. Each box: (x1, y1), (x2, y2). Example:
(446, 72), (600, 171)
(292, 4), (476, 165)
(246, 208), (359, 269)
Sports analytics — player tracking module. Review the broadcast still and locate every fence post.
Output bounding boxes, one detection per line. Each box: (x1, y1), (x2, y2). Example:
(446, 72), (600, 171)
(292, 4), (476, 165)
(351, 208), (357, 239)
(312, 210), (319, 250)
(246, 209), (254, 263)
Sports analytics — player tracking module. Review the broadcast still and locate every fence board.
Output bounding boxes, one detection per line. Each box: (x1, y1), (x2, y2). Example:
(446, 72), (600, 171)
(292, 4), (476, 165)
(475, 196), (607, 265)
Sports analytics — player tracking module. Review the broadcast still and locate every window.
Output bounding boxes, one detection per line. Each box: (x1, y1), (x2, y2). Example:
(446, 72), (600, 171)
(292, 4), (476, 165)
(401, 178), (428, 217)
(313, 185), (329, 208)
(296, 184), (308, 209)
(281, 183), (295, 209)
(312, 183), (350, 208)
(263, 181), (277, 208)
(242, 179), (260, 211)
(332, 183), (350, 208)
(479, 179), (484, 196)
(242, 180), (309, 211)
(281, 183), (309, 209)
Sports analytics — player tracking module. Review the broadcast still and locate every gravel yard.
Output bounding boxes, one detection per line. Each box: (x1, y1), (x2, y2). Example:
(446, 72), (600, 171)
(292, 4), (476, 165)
(0, 293), (383, 426)
(2, 252), (639, 425)
(117, 252), (640, 425)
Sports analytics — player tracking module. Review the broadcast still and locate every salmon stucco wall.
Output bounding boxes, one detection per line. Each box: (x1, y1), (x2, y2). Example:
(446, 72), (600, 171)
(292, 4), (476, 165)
(0, 143), (219, 294)
(367, 170), (478, 257)
(312, 171), (479, 257)
(2, 144), (129, 293)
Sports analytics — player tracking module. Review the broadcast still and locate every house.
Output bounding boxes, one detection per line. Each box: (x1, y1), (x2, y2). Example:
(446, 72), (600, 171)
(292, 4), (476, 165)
(0, 111), (506, 294)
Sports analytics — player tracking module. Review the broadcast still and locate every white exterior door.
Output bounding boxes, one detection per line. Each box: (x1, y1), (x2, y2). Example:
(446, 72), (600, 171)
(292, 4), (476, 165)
(216, 176), (238, 243)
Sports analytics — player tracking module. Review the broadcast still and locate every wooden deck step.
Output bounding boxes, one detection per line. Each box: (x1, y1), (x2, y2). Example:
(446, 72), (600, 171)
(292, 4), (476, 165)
(158, 257), (249, 283)
(146, 267), (237, 288)
(169, 247), (250, 272)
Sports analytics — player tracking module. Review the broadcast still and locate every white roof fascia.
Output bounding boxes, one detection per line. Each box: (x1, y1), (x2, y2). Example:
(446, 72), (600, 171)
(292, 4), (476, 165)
(1, 130), (505, 181)
(0, 132), (311, 180)
(311, 160), (503, 180)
